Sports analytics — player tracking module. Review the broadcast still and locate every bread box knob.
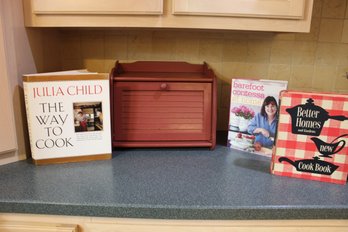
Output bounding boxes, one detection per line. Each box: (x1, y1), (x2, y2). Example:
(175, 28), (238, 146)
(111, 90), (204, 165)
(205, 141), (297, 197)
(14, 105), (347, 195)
(160, 83), (168, 90)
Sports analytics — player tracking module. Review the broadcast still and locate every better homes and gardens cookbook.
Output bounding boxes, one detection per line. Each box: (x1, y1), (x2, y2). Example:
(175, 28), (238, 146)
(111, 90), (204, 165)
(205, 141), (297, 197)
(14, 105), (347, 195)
(271, 91), (348, 184)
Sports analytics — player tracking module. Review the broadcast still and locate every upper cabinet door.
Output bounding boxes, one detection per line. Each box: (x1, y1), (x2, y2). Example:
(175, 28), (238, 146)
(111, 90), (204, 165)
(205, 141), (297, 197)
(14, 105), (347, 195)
(172, 0), (305, 19)
(32, 0), (163, 15)
(23, 0), (313, 32)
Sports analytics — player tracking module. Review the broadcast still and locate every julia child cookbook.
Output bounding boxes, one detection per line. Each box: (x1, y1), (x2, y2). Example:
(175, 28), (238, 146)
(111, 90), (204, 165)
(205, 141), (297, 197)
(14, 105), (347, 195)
(23, 70), (112, 165)
(271, 91), (348, 185)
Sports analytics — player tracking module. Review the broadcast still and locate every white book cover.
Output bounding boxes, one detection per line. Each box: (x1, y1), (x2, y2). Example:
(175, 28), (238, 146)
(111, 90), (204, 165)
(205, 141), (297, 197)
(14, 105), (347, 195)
(23, 70), (112, 164)
(227, 79), (288, 157)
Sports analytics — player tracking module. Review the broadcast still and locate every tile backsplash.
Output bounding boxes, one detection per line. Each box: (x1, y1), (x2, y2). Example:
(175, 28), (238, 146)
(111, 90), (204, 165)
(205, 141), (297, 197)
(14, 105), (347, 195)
(42, 0), (348, 130)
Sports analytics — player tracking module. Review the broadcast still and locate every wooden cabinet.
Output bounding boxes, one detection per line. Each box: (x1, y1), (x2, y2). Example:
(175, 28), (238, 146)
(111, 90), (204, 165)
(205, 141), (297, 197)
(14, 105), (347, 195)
(172, 0), (306, 19)
(1, 213), (348, 232)
(23, 0), (314, 33)
(0, 221), (78, 232)
(110, 61), (217, 149)
(0, 4), (17, 156)
(30, 0), (163, 15)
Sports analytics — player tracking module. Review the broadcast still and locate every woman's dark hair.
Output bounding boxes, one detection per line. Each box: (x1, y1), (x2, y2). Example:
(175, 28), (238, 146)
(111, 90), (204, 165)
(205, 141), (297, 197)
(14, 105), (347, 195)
(260, 96), (278, 117)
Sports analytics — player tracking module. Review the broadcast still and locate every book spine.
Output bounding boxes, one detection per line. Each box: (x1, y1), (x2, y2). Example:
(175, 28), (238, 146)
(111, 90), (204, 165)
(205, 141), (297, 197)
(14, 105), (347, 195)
(23, 81), (34, 158)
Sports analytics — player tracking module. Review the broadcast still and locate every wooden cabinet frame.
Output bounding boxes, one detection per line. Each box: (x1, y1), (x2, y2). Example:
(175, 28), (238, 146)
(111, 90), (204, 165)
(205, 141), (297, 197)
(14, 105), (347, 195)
(172, 0), (306, 19)
(23, 0), (314, 33)
(31, 0), (163, 15)
(1, 214), (348, 232)
(0, 1), (17, 156)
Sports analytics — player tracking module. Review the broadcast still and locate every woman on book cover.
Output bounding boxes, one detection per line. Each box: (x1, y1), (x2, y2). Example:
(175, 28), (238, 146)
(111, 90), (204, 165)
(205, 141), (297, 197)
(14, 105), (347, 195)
(247, 96), (278, 149)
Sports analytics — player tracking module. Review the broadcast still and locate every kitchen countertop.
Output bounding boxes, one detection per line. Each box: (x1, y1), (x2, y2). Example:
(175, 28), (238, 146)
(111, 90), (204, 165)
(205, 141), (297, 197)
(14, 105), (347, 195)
(0, 140), (347, 220)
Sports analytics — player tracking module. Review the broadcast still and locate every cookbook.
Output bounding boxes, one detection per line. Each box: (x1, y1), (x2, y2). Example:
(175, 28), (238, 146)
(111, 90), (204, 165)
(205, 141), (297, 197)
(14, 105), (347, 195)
(23, 70), (112, 165)
(271, 90), (348, 184)
(227, 79), (288, 157)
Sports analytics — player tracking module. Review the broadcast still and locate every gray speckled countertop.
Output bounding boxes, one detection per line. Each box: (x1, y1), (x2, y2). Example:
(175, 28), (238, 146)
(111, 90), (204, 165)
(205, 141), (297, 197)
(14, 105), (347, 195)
(0, 144), (347, 220)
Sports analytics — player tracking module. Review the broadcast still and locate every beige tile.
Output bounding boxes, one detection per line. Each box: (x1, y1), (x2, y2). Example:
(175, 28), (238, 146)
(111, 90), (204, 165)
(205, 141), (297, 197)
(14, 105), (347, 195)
(335, 66), (348, 91)
(81, 34), (104, 60)
(342, 20), (348, 43)
(222, 38), (248, 62)
(193, 30), (224, 39)
(61, 34), (81, 60)
(295, 17), (320, 41)
(61, 59), (84, 71)
(127, 32), (152, 60)
(221, 62), (247, 82)
(104, 59), (117, 73)
(223, 31), (250, 40)
(160, 30), (199, 39)
(318, 19), (343, 42)
(290, 65), (314, 89)
(104, 35), (128, 60)
(43, 30), (62, 71)
(322, 0), (347, 19)
(247, 39), (271, 63)
(312, 0), (323, 18)
(104, 29), (129, 36)
(217, 108), (229, 131)
(270, 40), (294, 64)
(220, 83), (231, 109)
(247, 32), (274, 40)
(175, 37), (200, 62)
(199, 38), (223, 62)
(312, 65), (337, 91)
(268, 64), (291, 82)
(83, 59), (105, 73)
(244, 63), (269, 79)
(207, 62), (222, 77)
(338, 43), (348, 65)
(79, 29), (105, 36)
(316, 43), (341, 65)
(272, 33), (296, 41)
(151, 36), (176, 61)
(216, 78), (223, 106)
(292, 41), (317, 65)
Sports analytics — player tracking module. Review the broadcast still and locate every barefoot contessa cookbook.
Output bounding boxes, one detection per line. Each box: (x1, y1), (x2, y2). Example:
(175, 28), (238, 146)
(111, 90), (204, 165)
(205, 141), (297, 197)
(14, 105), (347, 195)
(271, 91), (348, 185)
(23, 70), (112, 165)
(227, 79), (287, 157)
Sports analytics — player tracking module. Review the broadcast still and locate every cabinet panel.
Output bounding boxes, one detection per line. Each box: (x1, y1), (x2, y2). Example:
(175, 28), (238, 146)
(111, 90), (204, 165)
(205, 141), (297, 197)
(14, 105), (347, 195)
(32, 0), (163, 15)
(1, 214), (348, 232)
(172, 0), (305, 19)
(113, 82), (212, 142)
(23, 0), (313, 32)
(0, 5), (17, 155)
(0, 221), (78, 232)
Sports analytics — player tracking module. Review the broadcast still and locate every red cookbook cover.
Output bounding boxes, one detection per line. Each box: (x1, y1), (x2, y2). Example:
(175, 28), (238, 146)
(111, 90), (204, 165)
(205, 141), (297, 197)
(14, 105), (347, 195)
(271, 91), (348, 184)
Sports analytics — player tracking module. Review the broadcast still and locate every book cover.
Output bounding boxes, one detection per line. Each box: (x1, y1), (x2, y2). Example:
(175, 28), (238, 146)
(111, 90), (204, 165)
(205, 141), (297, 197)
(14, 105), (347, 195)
(23, 70), (112, 164)
(227, 79), (288, 157)
(271, 91), (348, 185)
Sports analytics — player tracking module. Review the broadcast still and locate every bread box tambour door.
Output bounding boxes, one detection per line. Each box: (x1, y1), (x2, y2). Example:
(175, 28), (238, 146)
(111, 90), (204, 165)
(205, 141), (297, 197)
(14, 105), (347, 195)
(110, 61), (217, 149)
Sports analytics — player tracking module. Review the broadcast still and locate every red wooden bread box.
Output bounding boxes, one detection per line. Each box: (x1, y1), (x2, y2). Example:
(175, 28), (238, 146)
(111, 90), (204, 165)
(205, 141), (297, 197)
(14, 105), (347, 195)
(109, 61), (217, 149)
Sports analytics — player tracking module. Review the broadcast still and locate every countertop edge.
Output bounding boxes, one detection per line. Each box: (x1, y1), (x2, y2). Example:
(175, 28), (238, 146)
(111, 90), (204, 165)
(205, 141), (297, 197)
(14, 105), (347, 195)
(1, 202), (348, 220)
